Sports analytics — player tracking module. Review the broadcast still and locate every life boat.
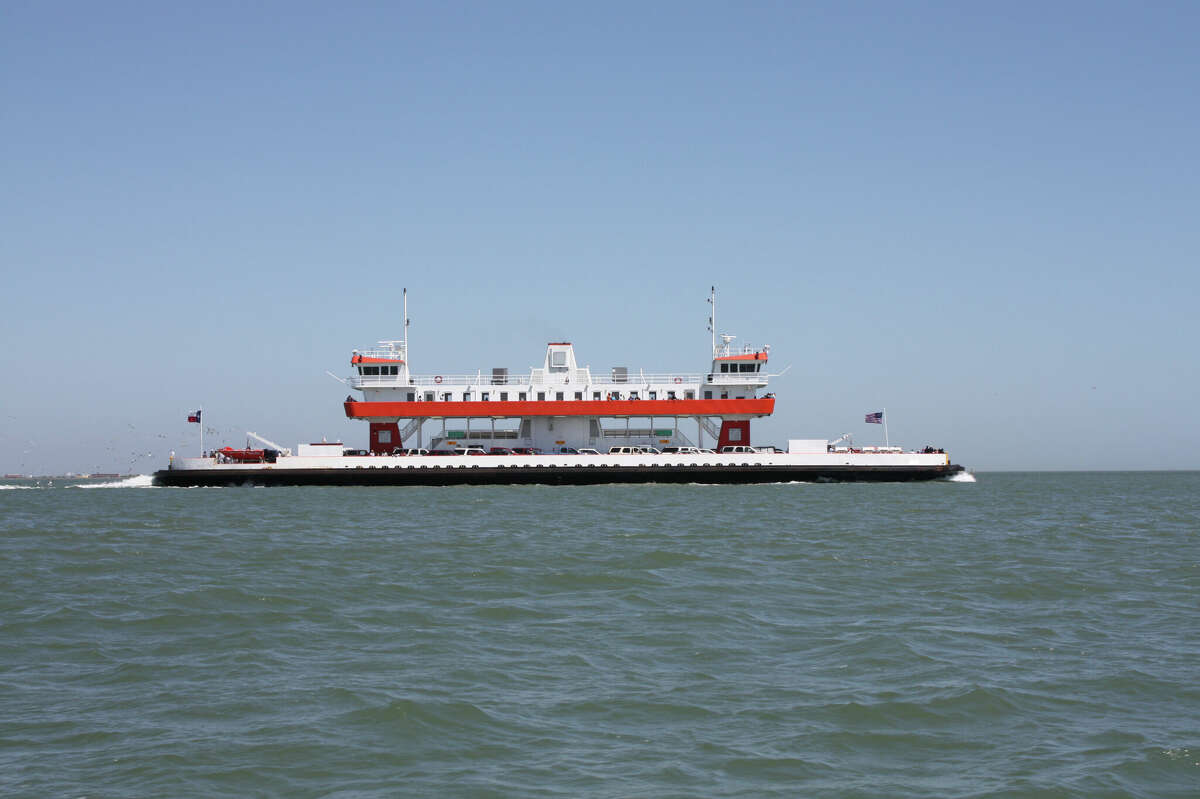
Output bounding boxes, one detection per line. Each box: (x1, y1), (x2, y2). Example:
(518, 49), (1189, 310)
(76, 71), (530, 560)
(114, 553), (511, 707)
(220, 447), (266, 463)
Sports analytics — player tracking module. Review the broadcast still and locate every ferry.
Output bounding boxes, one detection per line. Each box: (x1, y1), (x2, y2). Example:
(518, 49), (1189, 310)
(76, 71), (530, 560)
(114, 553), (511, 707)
(154, 290), (963, 486)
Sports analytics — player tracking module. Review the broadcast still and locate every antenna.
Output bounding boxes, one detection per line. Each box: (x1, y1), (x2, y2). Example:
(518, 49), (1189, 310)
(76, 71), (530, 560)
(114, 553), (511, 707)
(403, 287), (409, 362)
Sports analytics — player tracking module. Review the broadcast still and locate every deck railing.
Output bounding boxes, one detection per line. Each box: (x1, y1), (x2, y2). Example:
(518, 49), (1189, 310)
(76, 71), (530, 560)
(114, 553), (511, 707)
(714, 342), (766, 357)
(350, 372), (717, 389)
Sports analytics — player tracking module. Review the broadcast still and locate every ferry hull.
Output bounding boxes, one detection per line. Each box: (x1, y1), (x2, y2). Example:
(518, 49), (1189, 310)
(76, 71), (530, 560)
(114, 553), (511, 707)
(154, 463), (964, 487)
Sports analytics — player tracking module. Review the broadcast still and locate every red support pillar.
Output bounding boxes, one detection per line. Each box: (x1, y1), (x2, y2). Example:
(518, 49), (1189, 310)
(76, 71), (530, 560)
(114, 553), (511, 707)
(716, 420), (750, 450)
(369, 422), (401, 454)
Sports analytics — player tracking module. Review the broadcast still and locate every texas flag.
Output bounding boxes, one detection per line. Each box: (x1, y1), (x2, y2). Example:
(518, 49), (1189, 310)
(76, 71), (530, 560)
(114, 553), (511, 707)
(187, 410), (202, 423)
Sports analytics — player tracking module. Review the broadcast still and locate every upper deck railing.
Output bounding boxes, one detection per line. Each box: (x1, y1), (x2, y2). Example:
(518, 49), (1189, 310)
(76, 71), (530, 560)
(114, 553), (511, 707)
(353, 371), (704, 387)
(349, 370), (767, 389)
(353, 343), (407, 361)
(713, 342), (767, 359)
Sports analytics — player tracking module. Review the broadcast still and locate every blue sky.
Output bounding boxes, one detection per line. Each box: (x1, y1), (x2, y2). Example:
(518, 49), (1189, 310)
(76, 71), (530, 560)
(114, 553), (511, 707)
(2, 1), (1197, 473)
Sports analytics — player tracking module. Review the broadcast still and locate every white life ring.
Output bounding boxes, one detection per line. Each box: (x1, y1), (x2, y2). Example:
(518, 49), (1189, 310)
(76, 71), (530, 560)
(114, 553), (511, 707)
(434, 375), (443, 384)
(674, 377), (682, 384)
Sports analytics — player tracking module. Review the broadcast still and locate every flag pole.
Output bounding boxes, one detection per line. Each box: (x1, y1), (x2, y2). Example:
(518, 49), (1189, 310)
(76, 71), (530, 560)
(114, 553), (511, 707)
(200, 407), (204, 458)
(707, 285), (716, 357)
(883, 407), (889, 448)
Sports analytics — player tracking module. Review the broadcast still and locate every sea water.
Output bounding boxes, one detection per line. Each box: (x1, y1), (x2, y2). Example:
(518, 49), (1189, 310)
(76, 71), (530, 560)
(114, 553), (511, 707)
(1, 473), (1197, 797)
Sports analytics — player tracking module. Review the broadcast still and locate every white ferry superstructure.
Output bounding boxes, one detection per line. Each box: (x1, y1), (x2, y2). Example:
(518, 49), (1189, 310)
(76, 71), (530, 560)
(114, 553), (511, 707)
(154, 291), (963, 486)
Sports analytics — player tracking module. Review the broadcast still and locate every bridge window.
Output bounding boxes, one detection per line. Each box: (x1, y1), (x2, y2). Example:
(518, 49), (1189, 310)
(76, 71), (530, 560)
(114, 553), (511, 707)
(720, 363), (729, 373)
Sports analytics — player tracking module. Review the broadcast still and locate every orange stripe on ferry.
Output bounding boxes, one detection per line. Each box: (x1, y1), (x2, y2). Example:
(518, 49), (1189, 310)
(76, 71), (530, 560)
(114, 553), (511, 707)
(344, 398), (775, 419)
(351, 356), (406, 365)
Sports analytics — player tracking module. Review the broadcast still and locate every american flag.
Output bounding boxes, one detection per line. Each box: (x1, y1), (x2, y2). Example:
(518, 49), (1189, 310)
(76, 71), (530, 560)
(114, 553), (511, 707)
(864, 411), (883, 424)
(187, 410), (202, 423)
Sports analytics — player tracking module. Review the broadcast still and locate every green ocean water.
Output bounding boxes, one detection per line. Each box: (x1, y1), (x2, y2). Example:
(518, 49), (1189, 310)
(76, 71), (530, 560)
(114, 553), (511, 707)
(2, 472), (1198, 798)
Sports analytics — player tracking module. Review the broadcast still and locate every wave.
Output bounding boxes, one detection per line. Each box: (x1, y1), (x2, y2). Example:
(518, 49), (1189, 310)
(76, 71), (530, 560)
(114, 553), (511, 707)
(73, 474), (155, 489)
(948, 471), (977, 483)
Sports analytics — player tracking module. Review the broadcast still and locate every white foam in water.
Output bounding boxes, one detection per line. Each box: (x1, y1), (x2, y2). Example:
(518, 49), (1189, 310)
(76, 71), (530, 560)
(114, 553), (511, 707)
(948, 471), (977, 483)
(0, 484), (37, 490)
(74, 474), (156, 489)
